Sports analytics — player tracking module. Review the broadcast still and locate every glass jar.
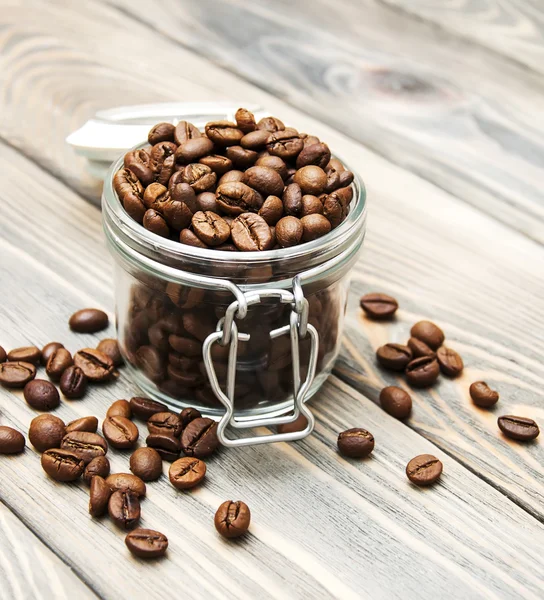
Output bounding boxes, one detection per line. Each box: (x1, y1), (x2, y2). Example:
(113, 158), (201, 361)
(102, 140), (366, 446)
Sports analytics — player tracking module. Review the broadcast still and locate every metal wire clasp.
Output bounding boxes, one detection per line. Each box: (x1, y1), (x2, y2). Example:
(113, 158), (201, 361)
(202, 281), (317, 447)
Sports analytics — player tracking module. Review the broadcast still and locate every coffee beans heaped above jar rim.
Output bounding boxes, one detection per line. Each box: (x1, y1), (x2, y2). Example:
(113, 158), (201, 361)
(113, 108), (355, 251)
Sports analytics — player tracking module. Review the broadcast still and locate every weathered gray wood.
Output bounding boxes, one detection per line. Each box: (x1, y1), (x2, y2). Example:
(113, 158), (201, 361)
(0, 501), (98, 600)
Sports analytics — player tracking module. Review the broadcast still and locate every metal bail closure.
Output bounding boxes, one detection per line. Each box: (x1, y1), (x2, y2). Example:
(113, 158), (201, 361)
(202, 285), (318, 447)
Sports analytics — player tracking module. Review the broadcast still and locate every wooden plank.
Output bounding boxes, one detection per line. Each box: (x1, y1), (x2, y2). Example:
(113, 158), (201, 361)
(0, 501), (98, 600)
(99, 0), (544, 244)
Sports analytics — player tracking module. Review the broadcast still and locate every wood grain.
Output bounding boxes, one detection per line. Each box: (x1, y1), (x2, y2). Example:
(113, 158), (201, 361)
(0, 501), (97, 600)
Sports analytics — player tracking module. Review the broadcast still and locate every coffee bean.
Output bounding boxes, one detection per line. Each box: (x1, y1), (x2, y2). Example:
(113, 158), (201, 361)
(168, 457), (206, 490)
(205, 121), (244, 146)
(124, 148), (154, 187)
(301, 195), (324, 217)
(192, 211), (231, 246)
(106, 473), (147, 497)
(7, 346), (41, 364)
(469, 381), (499, 408)
(436, 346), (464, 377)
(235, 108), (257, 133)
(147, 412), (182, 437)
(130, 397), (168, 420)
(407, 337), (435, 358)
(216, 182), (262, 215)
(277, 414), (308, 434)
(74, 349), (114, 382)
(296, 142), (331, 169)
(69, 308), (109, 333)
(218, 170), (244, 186)
(405, 356), (440, 387)
(276, 216), (303, 247)
(59, 365), (88, 399)
(107, 399), (132, 418)
(143, 208), (170, 237)
(125, 529), (168, 559)
(136, 345), (165, 383)
(46, 348), (74, 382)
(174, 120), (201, 145)
(113, 168), (146, 223)
(379, 386), (412, 419)
(282, 183), (302, 217)
(267, 130), (304, 160)
(180, 418), (219, 458)
(61, 431), (108, 464)
(96, 339), (123, 367)
(179, 228), (209, 248)
(293, 165), (327, 195)
(226, 146), (258, 170)
(360, 293), (398, 320)
(41, 448), (85, 482)
(41, 342), (64, 366)
(376, 344), (413, 371)
(84, 456), (111, 484)
(242, 166), (284, 197)
(199, 154), (233, 175)
(181, 163), (217, 194)
(214, 500), (251, 538)
(146, 432), (181, 461)
(148, 122), (175, 145)
(337, 428), (374, 458)
(0, 361), (36, 388)
(66, 416), (98, 434)
(29, 414), (65, 452)
(0, 346), (6, 363)
(175, 137), (214, 163)
(195, 191), (218, 213)
(0, 426), (25, 454)
(406, 454), (443, 486)
(255, 155), (288, 180)
(301, 214), (331, 242)
(150, 142), (177, 186)
(130, 447), (163, 481)
(23, 379), (60, 411)
(258, 195), (284, 225)
(103, 416), (139, 449)
(410, 321), (445, 350)
(89, 475), (112, 517)
(231, 213), (274, 251)
(240, 129), (270, 150)
(498, 416), (539, 441)
(108, 490), (140, 530)
(257, 116), (285, 132)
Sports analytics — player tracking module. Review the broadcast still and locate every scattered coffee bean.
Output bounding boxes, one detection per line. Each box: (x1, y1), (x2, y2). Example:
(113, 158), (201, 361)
(0, 426), (25, 454)
(107, 399), (132, 419)
(436, 346), (464, 377)
(146, 432), (181, 461)
(125, 529), (168, 559)
(181, 418), (219, 458)
(66, 416), (99, 434)
(498, 416), (539, 441)
(130, 397), (168, 420)
(0, 361), (36, 388)
(46, 348), (74, 382)
(41, 342), (64, 366)
(360, 293), (398, 320)
(29, 414), (66, 452)
(337, 428), (375, 458)
(214, 500), (251, 538)
(469, 381), (499, 408)
(61, 431), (108, 464)
(406, 454), (443, 486)
(379, 386), (412, 419)
(169, 457), (206, 490)
(376, 344), (413, 371)
(179, 407), (202, 429)
(7, 346), (41, 364)
(410, 321), (445, 351)
(130, 447), (163, 481)
(103, 416), (139, 449)
(108, 490), (140, 529)
(407, 337), (435, 358)
(23, 379), (60, 411)
(277, 414), (308, 434)
(96, 339), (123, 367)
(147, 412), (183, 437)
(84, 456), (111, 484)
(74, 349), (114, 382)
(106, 473), (147, 497)
(59, 365), (88, 399)
(41, 448), (85, 482)
(0, 346), (6, 363)
(405, 356), (440, 387)
(69, 308), (109, 333)
(89, 475), (112, 517)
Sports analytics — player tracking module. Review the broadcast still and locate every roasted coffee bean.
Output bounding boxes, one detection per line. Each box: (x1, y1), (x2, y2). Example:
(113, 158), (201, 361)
(257, 116), (285, 132)
(322, 193), (346, 228)
(169, 179), (197, 209)
(143, 209), (170, 237)
(405, 356), (440, 387)
(293, 165), (327, 196)
(46, 348), (74, 382)
(195, 191), (218, 212)
(169, 457), (206, 490)
(106, 473), (147, 497)
(258, 195), (283, 225)
(296, 142), (331, 169)
(41, 342), (64, 366)
(410, 321), (445, 350)
(282, 183), (302, 217)
(181, 163), (217, 194)
(337, 428), (375, 458)
(216, 182), (262, 215)
(235, 108), (257, 133)
(41, 448), (85, 482)
(161, 199), (193, 231)
(96, 339), (123, 367)
(108, 490), (140, 530)
(179, 407), (202, 429)
(301, 214), (331, 242)
(199, 154), (233, 175)
(130, 397), (168, 420)
(59, 365), (88, 399)
(0, 426), (25, 454)
(379, 386), (412, 419)
(406, 454), (443, 486)
(214, 500), (251, 538)
(130, 447), (163, 481)
(136, 346), (165, 383)
(23, 379), (60, 411)
(276, 216), (303, 248)
(29, 414), (65, 452)
(175, 137), (214, 164)
(469, 381), (499, 408)
(376, 344), (413, 371)
(218, 169), (245, 186)
(150, 142), (177, 186)
(7, 346), (41, 364)
(242, 166), (284, 197)
(113, 168), (146, 223)
(125, 529), (168, 559)
(407, 337), (435, 358)
(147, 412), (183, 437)
(74, 349), (114, 382)
(360, 293), (398, 320)
(148, 122), (175, 145)
(0, 361), (36, 388)
(205, 121), (244, 146)
(103, 416), (139, 449)
(436, 346), (464, 377)
(498, 416), (539, 441)
(301, 195), (324, 217)
(277, 414), (308, 434)
(69, 308), (109, 333)
(107, 399), (132, 418)
(255, 155), (288, 180)
(146, 432), (181, 461)
(192, 211), (231, 246)
(240, 129), (270, 150)
(174, 120), (201, 145)
(169, 335), (202, 357)
(89, 475), (112, 517)
(179, 228), (209, 248)
(84, 456), (111, 485)
(226, 146), (258, 170)
(61, 431), (108, 464)
(266, 130), (303, 159)
(181, 417), (219, 458)
(231, 213), (274, 251)
(66, 416), (98, 434)
(182, 312), (215, 343)
(124, 148), (154, 186)
(0, 346), (5, 363)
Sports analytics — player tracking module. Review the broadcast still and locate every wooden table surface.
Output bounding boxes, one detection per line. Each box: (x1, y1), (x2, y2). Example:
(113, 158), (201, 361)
(1, 1), (543, 598)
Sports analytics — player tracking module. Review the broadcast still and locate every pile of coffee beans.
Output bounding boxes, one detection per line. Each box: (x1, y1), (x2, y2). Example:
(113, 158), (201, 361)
(113, 108), (355, 250)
